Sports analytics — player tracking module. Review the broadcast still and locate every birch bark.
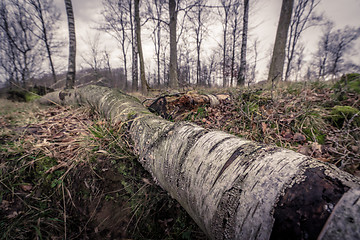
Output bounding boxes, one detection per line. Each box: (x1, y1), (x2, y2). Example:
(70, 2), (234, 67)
(64, 0), (76, 89)
(40, 85), (360, 240)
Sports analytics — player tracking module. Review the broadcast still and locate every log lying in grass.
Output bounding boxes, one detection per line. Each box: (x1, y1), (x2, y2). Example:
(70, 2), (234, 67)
(40, 85), (360, 240)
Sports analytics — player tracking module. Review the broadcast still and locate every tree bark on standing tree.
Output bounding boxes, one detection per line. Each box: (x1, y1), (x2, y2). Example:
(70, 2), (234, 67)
(64, 0), (76, 89)
(237, 0), (249, 86)
(134, 0), (148, 94)
(129, 0), (139, 91)
(41, 85), (360, 240)
(220, 0), (231, 88)
(267, 0), (294, 83)
(169, 0), (179, 88)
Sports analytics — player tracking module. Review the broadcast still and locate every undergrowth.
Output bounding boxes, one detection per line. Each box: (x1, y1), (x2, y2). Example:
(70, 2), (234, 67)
(0, 99), (206, 239)
(179, 79), (359, 175)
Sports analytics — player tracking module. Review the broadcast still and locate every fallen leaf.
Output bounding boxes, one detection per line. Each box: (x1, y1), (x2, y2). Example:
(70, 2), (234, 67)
(311, 142), (323, 154)
(20, 184), (33, 192)
(142, 178), (152, 185)
(7, 211), (19, 219)
(0, 200), (10, 210)
(261, 122), (267, 133)
(297, 145), (312, 156)
(293, 133), (306, 142)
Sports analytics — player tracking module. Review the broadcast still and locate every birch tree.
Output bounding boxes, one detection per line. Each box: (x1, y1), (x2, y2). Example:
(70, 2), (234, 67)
(237, 0), (249, 86)
(64, 0), (76, 89)
(169, 0), (179, 88)
(268, 0), (294, 82)
(219, 0), (231, 87)
(229, 0), (242, 86)
(188, 0), (209, 86)
(147, 0), (166, 86)
(135, 0), (148, 94)
(41, 85), (360, 240)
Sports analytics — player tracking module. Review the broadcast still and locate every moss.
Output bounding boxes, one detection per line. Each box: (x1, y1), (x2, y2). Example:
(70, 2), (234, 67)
(302, 127), (326, 144)
(25, 92), (41, 102)
(328, 105), (360, 128)
(333, 73), (360, 94)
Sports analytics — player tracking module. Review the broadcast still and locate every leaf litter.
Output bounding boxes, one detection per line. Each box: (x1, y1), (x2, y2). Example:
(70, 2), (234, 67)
(0, 99), (207, 239)
(148, 82), (359, 177)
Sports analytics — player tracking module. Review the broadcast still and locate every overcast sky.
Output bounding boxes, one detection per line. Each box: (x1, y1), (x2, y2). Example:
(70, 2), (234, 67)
(54, 0), (360, 81)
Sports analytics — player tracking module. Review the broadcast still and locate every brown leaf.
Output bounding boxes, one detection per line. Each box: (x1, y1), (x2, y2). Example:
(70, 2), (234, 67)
(351, 146), (359, 153)
(282, 129), (293, 139)
(297, 145), (312, 156)
(311, 142), (323, 154)
(7, 211), (19, 219)
(261, 122), (267, 133)
(20, 184), (33, 192)
(0, 200), (10, 210)
(142, 178), (152, 185)
(293, 133), (306, 142)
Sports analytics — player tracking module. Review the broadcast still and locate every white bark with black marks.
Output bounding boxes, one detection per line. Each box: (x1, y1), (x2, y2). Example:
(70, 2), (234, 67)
(40, 85), (360, 240)
(64, 0), (76, 89)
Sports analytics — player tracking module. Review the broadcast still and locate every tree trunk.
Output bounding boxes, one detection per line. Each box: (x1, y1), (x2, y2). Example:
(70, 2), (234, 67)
(130, 0), (138, 91)
(169, 0), (179, 88)
(41, 85), (360, 240)
(237, 0), (249, 86)
(32, 0), (57, 83)
(267, 0), (294, 83)
(134, 0), (148, 95)
(64, 0), (76, 89)
(222, 15), (228, 88)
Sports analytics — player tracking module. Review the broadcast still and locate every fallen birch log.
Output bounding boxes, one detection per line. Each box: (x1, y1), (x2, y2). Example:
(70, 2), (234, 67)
(40, 85), (360, 240)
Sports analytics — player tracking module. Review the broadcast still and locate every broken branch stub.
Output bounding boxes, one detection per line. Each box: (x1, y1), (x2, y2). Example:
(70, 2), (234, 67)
(40, 85), (360, 240)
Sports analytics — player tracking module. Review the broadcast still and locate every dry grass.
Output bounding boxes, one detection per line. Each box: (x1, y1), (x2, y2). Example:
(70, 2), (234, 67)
(0, 99), (206, 239)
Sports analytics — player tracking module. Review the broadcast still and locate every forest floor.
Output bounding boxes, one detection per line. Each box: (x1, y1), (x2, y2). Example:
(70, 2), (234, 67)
(0, 74), (359, 239)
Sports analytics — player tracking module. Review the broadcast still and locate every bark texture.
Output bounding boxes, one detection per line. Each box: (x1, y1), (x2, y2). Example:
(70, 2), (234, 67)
(40, 85), (360, 240)
(169, 0), (179, 88)
(237, 0), (249, 86)
(267, 0), (294, 82)
(134, 0), (148, 95)
(64, 0), (76, 89)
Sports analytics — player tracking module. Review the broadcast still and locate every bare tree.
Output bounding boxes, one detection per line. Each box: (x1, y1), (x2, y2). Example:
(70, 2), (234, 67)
(187, 0), (210, 86)
(0, 0), (42, 87)
(27, 0), (60, 83)
(237, 0), (249, 86)
(284, 0), (321, 81)
(268, 0), (294, 82)
(64, 0), (76, 89)
(81, 33), (103, 78)
(169, 0), (179, 88)
(101, 0), (131, 89)
(229, 0), (242, 87)
(129, 0), (139, 91)
(219, 0), (232, 87)
(327, 26), (360, 77)
(316, 21), (333, 78)
(135, 0), (148, 94)
(248, 37), (259, 85)
(147, 0), (166, 86)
